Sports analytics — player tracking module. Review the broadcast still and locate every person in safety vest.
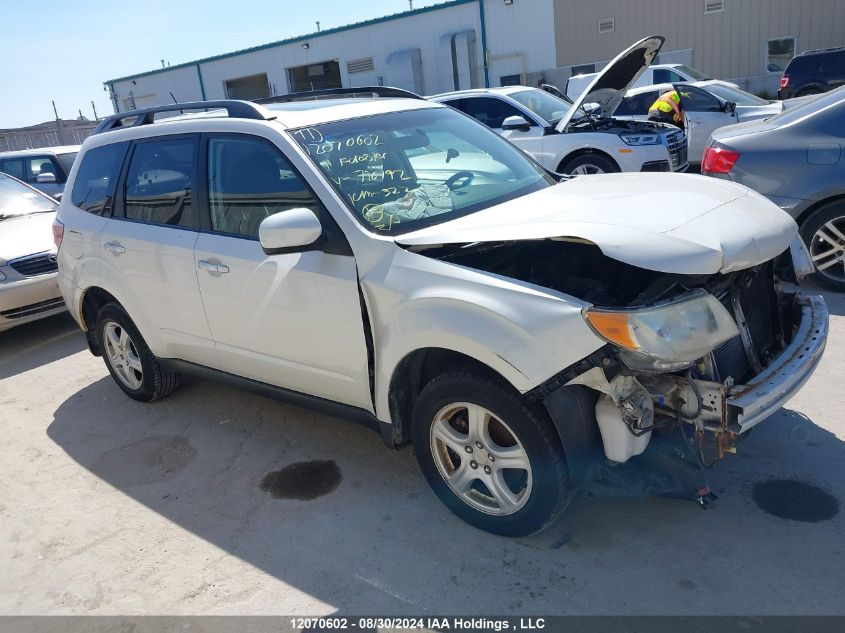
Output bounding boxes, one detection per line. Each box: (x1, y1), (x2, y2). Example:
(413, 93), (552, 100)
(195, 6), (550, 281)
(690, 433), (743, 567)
(648, 90), (685, 130)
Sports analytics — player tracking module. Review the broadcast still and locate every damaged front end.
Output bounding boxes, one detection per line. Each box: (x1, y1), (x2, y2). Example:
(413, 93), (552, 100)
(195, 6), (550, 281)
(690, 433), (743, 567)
(536, 239), (828, 469)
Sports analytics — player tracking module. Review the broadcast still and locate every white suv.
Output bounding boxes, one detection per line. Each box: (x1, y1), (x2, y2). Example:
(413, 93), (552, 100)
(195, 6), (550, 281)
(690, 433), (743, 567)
(56, 91), (827, 536)
(431, 37), (688, 175)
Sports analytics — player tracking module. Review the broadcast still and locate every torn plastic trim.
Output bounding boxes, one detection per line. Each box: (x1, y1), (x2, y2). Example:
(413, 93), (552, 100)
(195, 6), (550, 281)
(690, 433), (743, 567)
(525, 346), (618, 401)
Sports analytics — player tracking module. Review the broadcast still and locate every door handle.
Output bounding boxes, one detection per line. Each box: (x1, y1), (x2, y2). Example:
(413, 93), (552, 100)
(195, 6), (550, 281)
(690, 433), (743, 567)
(103, 242), (126, 254)
(197, 260), (230, 274)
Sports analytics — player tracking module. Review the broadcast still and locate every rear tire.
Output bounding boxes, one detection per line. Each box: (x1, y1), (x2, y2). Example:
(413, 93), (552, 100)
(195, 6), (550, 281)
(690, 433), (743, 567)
(96, 302), (179, 402)
(559, 153), (619, 176)
(411, 367), (570, 536)
(799, 201), (845, 292)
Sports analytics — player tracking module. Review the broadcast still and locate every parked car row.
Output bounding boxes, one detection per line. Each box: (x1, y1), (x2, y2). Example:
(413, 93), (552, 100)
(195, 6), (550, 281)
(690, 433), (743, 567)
(45, 86), (827, 536)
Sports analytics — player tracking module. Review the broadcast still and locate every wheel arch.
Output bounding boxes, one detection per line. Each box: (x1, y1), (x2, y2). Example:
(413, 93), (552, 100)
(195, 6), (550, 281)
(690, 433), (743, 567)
(556, 147), (620, 173)
(78, 286), (121, 356)
(385, 347), (522, 447)
(794, 194), (845, 229)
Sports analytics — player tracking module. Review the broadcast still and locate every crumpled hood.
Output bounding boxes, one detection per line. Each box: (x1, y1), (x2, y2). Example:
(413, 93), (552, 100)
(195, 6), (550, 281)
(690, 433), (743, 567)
(396, 173), (798, 275)
(0, 212), (57, 265)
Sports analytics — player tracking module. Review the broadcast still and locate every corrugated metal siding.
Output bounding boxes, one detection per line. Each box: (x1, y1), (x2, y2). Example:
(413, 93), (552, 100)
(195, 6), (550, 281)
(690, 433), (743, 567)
(554, 0), (845, 83)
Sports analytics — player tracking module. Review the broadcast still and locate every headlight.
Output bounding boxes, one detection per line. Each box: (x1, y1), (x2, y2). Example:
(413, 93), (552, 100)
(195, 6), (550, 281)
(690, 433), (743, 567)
(619, 134), (661, 146)
(583, 290), (739, 363)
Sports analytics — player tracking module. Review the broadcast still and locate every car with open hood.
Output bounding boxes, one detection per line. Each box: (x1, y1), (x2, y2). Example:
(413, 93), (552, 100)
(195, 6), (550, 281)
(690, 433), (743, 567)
(0, 172), (65, 331)
(430, 36), (688, 176)
(55, 89), (827, 536)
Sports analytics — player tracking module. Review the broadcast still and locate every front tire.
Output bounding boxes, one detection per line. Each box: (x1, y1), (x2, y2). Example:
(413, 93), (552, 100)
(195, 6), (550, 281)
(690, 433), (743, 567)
(96, 302), (179, 402)
(411, 368), (570, 536)
(560, 153), (619, 176)
(799, 201), (845, 292)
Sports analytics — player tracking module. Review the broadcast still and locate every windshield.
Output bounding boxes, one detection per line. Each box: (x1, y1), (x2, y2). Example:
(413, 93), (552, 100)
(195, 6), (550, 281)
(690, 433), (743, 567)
(0, 173), (57, 221)
(705, 84), (769, 105)
(291, 107), (554, 235)
(766, 87), (845, 124)
(509, 88), (572, 123)
(675, 65), (711, 81)
(57, 152), (78, 175)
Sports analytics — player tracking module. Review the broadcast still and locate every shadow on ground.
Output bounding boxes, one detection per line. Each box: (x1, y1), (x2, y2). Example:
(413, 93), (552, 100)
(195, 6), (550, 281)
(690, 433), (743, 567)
(0, 313), (86, 380)
(45, 372), (845, 614)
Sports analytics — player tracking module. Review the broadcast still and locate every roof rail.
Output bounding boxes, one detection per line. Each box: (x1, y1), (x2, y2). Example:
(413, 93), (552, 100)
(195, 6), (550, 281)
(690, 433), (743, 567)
(255, 86), (424, 104)
(92, 100), (273, 134)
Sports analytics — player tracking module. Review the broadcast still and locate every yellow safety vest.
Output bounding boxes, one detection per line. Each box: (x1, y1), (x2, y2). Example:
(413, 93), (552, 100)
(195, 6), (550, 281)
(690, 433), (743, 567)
(649, 91), (682, 123)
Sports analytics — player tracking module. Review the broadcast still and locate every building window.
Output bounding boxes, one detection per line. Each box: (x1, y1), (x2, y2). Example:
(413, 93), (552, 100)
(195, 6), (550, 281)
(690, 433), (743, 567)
(598, 17), (615, 34)
(224, 73), (271, 100)
(499, 74), (521, 87)
(704, 0), (724, 13)
(571, 64), (596, 76)
(767, 37), (796, 73)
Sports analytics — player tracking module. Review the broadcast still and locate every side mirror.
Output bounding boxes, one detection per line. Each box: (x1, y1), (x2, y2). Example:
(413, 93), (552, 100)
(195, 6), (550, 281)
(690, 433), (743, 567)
(723, 101), (737, 113)
(258, 207), (324, 255)
(501, 115), (531, 132)
(36, 172), (56, 184)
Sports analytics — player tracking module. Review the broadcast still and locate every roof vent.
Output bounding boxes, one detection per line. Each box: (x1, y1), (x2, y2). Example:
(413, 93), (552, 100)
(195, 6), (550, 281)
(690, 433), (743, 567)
(704, 0), (724, 13)
(347, 57), (375, 74)
(598, 17), (615, 34)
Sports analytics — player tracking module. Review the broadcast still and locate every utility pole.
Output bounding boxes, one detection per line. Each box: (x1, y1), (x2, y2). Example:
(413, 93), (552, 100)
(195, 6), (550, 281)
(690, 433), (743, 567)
(52, 100), (66, 144)
(91, 100), (99, 120)
(316, 20), (321, 32)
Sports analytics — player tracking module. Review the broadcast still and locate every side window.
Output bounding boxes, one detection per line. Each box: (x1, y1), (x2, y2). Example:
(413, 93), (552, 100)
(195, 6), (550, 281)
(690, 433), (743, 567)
(124, 138), (195, 228)
(667, 71), (685, 83)
(653, 69), (671, 84)
(0, 158), (25, 181)
(26, 157), (63, 184)
(460, 97), (524, 129)
(207, 136), (319, 239)
(619, 92), (656, 116)
(71, 142), (128, 215)
(679, 86), (723, 112)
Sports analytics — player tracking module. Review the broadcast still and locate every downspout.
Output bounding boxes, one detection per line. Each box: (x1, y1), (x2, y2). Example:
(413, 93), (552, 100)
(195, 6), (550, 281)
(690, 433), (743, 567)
(196, 64), (207, 100)
(477, 0), (490, 88)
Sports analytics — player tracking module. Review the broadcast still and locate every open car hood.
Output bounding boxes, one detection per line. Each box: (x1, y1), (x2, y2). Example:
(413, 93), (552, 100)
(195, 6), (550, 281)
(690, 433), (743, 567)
(395, 173), (798, 275)
(557, 35), (664, 132)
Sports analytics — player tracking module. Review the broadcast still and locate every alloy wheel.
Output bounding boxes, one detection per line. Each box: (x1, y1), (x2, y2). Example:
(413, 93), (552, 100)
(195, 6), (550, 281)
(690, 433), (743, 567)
(809, 218), (845, 284)
(570, 164), (605, 175)
(429, 402), (532, 516)
(103, 321), (143, 390)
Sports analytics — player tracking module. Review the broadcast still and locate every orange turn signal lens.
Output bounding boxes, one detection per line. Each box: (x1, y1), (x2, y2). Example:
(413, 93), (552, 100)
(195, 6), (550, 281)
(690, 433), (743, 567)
(584, 311), (638, 350)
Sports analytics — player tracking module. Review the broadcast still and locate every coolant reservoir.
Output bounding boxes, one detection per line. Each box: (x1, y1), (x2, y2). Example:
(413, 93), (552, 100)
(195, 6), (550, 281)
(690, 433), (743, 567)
(595, 395), (652, 463)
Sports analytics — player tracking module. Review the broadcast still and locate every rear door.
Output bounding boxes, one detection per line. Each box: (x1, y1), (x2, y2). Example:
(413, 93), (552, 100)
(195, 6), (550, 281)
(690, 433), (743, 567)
(192, 132), (372, 410)
(100, 134), (217, 366)
(821, 51), (845, 92)
(675, 84), (735, 162)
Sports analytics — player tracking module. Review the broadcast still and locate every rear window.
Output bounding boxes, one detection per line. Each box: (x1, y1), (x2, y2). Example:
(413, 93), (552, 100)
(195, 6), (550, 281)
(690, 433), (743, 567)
(785, 54), (820, 74)
(71, 142), (127, 215)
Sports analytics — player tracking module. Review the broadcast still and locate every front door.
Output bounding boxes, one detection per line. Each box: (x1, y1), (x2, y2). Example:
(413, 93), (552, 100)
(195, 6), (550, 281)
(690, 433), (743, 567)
(192, 133), (372, 410)
(675, 84), (735, 162)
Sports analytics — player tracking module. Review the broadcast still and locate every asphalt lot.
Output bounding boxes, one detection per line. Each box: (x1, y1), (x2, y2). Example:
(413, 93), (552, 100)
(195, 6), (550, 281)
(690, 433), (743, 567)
(1, 284), (844, 616)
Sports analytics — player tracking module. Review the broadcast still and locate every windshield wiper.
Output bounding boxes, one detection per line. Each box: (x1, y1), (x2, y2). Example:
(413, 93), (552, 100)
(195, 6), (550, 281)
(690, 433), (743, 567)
(0, 209), (54, 221)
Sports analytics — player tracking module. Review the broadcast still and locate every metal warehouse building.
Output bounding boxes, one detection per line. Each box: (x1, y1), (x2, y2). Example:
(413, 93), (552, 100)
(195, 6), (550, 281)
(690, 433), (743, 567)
(105, 0), (844, 112)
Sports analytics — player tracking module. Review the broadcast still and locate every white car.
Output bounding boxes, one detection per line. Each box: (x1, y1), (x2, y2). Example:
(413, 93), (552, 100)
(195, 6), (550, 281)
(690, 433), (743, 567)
(614, 81), (783, 164)
(566, 62), (740, 100)
(0, 173), (65, 331)
(0, 145), (80, 200)
(56, 90), (826, 536)
(431, 36), (688, 175)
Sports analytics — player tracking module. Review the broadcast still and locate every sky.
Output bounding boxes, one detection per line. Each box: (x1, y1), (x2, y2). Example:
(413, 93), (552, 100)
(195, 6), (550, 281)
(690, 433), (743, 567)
(0, 0), (445, 129)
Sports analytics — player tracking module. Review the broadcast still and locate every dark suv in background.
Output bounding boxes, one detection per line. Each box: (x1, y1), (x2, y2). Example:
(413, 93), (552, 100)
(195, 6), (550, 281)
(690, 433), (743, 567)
(778, 47), (845, 99)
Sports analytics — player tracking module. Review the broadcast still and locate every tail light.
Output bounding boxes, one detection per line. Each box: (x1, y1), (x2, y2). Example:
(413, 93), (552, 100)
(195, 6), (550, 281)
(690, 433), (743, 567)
(52, 218), (64, 250)
(780, 75), (790, 89)
(701, 146), (740, 174)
